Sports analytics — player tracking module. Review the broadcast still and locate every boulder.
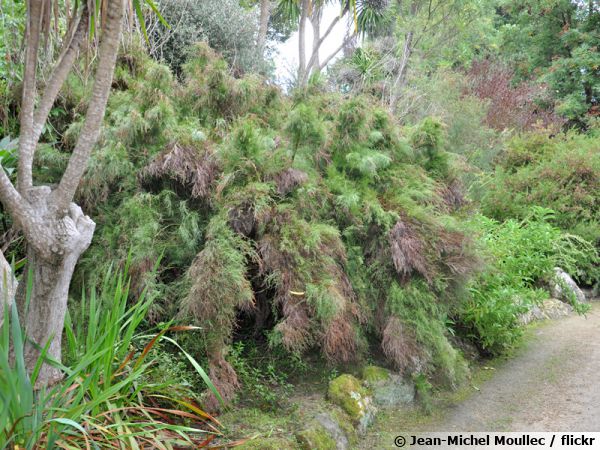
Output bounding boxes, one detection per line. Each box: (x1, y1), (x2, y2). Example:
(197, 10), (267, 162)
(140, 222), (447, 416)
(519, 298), (573, 325)
(296, 424), (337, 450)
(314, 413), (351, 450)
(361, 365), (415, 408)
(550, 267), (587, 304)
(327, 374), (376, 434)
(362, 366), (390, 384)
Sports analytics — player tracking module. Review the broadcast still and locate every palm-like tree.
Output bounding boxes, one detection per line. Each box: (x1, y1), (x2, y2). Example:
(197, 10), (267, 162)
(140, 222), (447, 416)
(275, 0), (390, 86)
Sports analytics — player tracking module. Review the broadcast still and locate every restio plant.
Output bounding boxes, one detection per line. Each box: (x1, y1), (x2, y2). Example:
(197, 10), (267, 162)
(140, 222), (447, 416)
(8, 35), (599, 415)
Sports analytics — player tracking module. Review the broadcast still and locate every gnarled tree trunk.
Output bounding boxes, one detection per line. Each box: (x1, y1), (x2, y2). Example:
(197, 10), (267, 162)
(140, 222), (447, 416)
(0, 0), (124, 386)
(17, 187), (94, 385)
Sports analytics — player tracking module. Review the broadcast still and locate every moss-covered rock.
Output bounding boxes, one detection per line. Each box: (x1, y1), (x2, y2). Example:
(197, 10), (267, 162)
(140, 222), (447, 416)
(361, 365), (415, 409)
(327, 374), (376, 434)
(236, 436), (297, 450)
(362, 365), (390, 384)
(296, 425), (337, 450)
(329, 409), (358, 447)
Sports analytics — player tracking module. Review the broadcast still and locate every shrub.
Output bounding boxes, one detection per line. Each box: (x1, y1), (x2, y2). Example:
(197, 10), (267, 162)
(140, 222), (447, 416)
(481, 131), (600, 252)
(147, 0), (261, 75)
(181, 43), (283, 126)
(18, 45), (591, 410)
(410, 117), (450, 179)
(285, 103), (326, 162)
(459, 208), (598, 354)
(466, 59), (563, 132)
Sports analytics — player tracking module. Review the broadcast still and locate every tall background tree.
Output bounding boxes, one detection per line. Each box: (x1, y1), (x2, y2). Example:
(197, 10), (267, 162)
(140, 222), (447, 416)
(275, 0), (390, 86)
(497, 0), (600, 126)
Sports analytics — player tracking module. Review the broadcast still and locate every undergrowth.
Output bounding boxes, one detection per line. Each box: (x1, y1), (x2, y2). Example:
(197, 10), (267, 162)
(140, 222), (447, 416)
(0, 267), (222, 448)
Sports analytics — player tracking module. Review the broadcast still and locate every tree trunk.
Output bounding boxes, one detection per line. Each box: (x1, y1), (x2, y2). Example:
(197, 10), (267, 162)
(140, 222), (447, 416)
(0, 0), (123, 388)
(0, 250), (17, 327)
(297, 0), (309, 86)
(256, 0), (271, 57)
(17, 187), (94, 385)
(308, 4), (322, 79)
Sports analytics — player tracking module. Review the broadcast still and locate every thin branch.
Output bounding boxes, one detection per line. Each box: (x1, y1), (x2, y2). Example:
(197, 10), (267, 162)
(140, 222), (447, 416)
(52, 0), (125, 213)
(306, 14), (341, 74)
(32, 9), (89, 148)
(318, 34), (354, 71)
(17, 0), (44, 194)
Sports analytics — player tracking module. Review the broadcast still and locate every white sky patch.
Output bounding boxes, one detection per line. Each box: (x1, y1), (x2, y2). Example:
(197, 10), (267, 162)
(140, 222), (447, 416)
(274, 4), (350, 85)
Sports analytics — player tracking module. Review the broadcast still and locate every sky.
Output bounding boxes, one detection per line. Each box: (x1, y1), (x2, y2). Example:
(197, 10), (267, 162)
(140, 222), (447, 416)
(274, 4), (350, 85)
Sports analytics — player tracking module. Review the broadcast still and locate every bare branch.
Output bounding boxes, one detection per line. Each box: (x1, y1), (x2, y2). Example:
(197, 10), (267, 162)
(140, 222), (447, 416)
(318, 34), (353, 71)
(32, 10), (89, 147)
(53, 0), (125, 213)
(306, 14), (341, 74)
(17, 0), (44, 193)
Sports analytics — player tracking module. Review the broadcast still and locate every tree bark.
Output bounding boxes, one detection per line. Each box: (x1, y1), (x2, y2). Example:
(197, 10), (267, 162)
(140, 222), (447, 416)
(256, 0), (271, 57)
(302, 6), (351, 85)
(18, 188), (94, 385)
(308, 4), (322, 79)
(307, 14), (341, 74)
(390, 29), (414, 108)
(390, 0), (417, 108)
(0, 249), (17, 327)
(297, 0), (309, 86)
(18, 1), (44, 193)
(53, 1), (124, 213)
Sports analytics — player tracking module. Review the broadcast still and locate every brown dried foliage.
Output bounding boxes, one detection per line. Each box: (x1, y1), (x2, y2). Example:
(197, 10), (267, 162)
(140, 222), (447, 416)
(274, 295), (313, 353)
(381, 316), (423, 373)
(388, 219), (433, 283)
(202, 353), (240, 412)
(436, 228), (477, 277)
(467, 60), (564, 132)
(321, 313), (359, 364)
(181, 241), (254, 335)
(272, 168), (308, 196)
(228, 203), (256, 236)
(257, 211), (362, 361)
(141, 142), (220, 199)
(437, 178), (467, 212)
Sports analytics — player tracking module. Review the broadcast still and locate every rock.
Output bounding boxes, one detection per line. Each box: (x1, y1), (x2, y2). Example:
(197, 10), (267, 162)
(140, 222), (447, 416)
(550, 267), (587, 304)
(362, 366), (390, 384)
(519, 298), (573, 325)
(582, 287), (600, 302)
(327, 374), (376, 434)
(314, 413), (350, 450)
(296, 424), (337, 450)
(362, 365), (415, 408)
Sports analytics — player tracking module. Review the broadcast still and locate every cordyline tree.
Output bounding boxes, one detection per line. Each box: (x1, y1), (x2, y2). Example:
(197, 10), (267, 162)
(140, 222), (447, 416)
(276, 0), (389, 86)
(0, 0), (157, 386)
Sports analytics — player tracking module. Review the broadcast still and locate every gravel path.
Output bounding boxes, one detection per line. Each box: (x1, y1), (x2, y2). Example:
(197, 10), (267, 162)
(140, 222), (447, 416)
(438, 304), (600, 431)
(364, 304), (600, 448)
